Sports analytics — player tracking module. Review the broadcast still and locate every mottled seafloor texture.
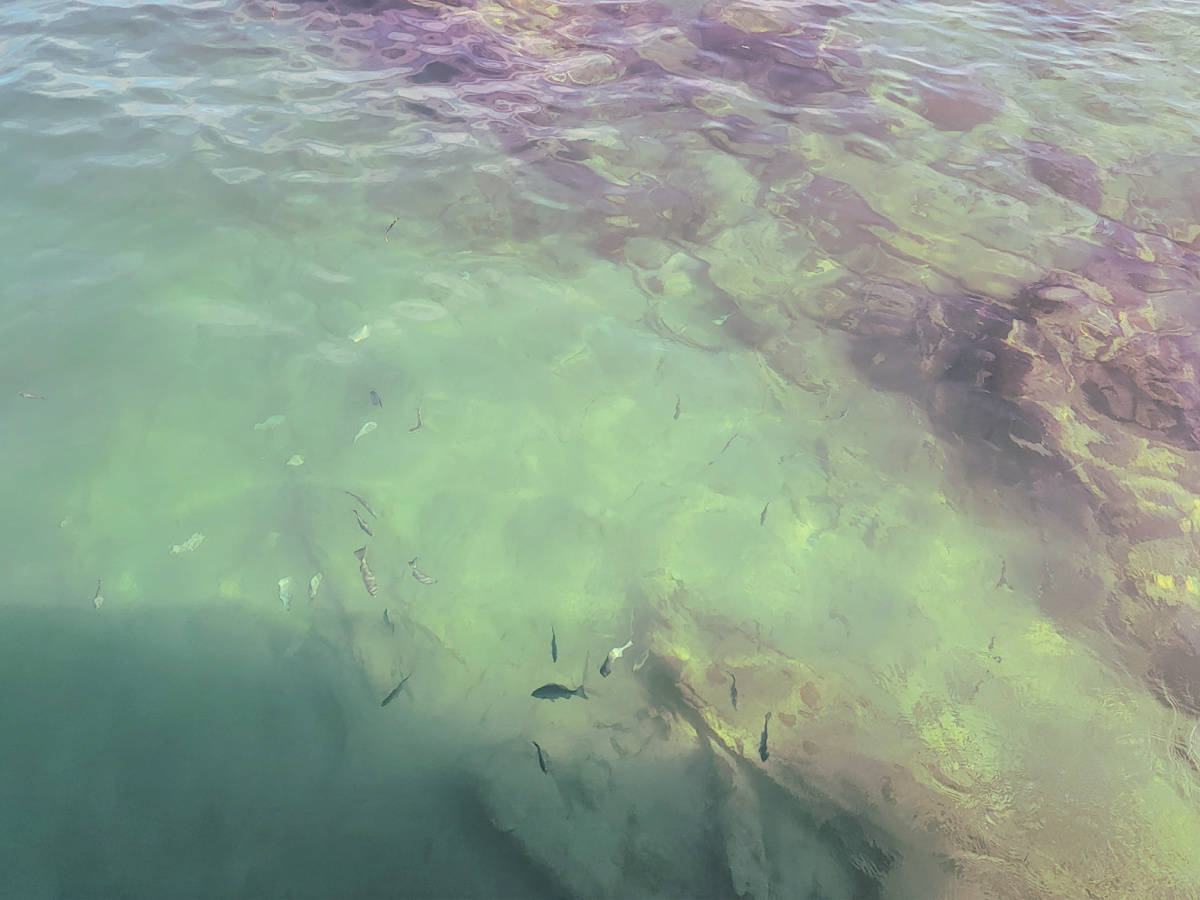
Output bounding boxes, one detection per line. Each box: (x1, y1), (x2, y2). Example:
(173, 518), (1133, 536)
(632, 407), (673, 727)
(2, 0), (1200, 897)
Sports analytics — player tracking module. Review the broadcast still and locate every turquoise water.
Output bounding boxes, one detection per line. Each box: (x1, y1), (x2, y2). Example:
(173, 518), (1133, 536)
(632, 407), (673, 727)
(3, 0), (1200, 896)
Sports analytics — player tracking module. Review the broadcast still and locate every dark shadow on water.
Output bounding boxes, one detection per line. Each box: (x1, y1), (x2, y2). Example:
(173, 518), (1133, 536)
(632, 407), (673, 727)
(0, 606), (568, 900)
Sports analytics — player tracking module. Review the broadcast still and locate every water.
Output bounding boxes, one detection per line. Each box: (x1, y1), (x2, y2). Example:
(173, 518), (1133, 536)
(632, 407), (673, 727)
(2, 0), (1200, 896)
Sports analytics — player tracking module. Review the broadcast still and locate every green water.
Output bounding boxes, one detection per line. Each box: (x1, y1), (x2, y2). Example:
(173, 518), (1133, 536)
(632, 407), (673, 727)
(4, 0), (1200, 896)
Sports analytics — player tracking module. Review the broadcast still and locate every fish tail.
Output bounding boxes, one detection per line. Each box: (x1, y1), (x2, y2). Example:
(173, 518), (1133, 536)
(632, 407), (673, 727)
(575, 685), (588, 699)
(354, 546), (367, 561)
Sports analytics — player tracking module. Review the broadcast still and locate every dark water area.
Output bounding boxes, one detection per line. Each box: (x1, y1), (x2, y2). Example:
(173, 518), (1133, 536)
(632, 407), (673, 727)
(3, 0), (1200, 896)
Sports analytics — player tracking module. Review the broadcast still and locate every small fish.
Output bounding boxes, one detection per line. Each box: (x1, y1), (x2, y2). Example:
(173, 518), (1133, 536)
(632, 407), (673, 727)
(729, 672), (738, 709)
(383, 608), (395, 635)
(381, 673), (410, 706)
(708, 432), (740, 466)
(551, 625), (558, 663)
(354, 421), (378, 444)
(384, 217), (398, 242)
(532, 741), (549, 774)
(712, 313), (731, 326)
(353, 509), (373, 537)
(758, 712), (771, 762)
(409, 407), (423, 432)
(531, 683), (587, 701)
(760, 502), (769, 526)
(278, 577), (293, 611)
(344, 490), (376, 518)
(370, 389), (383, 407)
(252, 414), (285, 431)
(673, 395), (681, 420)
(995, 560), (1011, 590)
(349, 325), (370, 343)
(91, 580), (104, 610)
(17, 391), (45, 400)
(285, 454), (304, 467)
(599, 640), (633, 678)
(408, 557), (436, 585)
(170, 532), (205, 555)
(308, 572), (323, 601)
(354, 546), (378, 597)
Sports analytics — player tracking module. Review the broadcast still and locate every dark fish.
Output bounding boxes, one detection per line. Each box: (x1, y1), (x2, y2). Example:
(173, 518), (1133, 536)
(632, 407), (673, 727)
(551, 626), (558, 663)
(384, 217), (398, 242)
(599, 654), (613, 678)
(17, 391), (45, 400)
(531, 683), (587, 701)
(355, 546), (378, 597)
(532, 741), (549, 774)
(758, 712), (771, 762)
(759, 502), (769, 526)
(380, 673), (410, 706)
(354, 508), (373, 537)
(408, 557), (437, 585)
(708, 432), (740, 466)
(409, 407), (423, 432)
(383, 608), (395, 635)
(673, 394), (681, 420)
(370, 389), (383, 407)
(995, 560), (1010, 590)
(729, 672), (738, 709)
(344, 490), (377, 518)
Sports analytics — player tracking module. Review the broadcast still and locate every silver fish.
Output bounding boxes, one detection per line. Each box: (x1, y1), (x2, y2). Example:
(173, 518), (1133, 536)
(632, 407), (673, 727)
(354, 421), (378, 444)
(354, 509), (373, 537)
(354, 546), (378, 597)
(408, 557), (437, 585)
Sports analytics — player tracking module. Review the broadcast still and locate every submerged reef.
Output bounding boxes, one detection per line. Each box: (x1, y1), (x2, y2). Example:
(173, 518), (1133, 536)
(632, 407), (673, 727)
(242, 0), (1200, 894)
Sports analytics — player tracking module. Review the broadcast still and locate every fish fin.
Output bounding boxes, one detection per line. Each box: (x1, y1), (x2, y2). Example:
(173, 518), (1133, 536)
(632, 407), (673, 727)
(354, 546), (367, 561)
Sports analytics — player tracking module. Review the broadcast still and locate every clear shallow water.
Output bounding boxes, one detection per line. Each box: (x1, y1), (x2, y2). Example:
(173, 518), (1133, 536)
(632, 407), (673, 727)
(3, 0), (1200, 897)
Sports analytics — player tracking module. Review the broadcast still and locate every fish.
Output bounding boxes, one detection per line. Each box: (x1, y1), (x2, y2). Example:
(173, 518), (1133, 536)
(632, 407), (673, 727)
(383, 608), (395, 635)
(252, 414), (285, 430)
(308, 572), (323, 601)
(278, 577), (293, 611)
(408, 557), (437, 585)
(760, 502), (769, 526)
(673, 395), (681, 420)
(409, 407), (423, 432)
(729, 672), (738, 709)
(532, 741), (549, 774)
(370, 389), (383, 407)
(995, 560), (1011, 590)
(91, 580), (104, 610)
(17, 391), (45, 400)
(285, 454), (304, 467)
(551, 626), (558, 663)
(531, 683), (587, 701)
(599, 640), (633, 678)
(384, 217), (398, 242)
(758, 712), (771, 762)
(353, 509), (373, 537)
(354, 421), (377, 444)
(349, 325), (370, 343)
(170, 532), (205, 555)
(354, 546), (378, 597)
(381, 673), (410, 707)
(344, 490), (376, 518)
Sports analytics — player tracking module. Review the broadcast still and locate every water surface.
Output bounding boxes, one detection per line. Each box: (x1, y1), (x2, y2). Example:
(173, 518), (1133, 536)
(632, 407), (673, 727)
(3, 0), (1200, 896)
